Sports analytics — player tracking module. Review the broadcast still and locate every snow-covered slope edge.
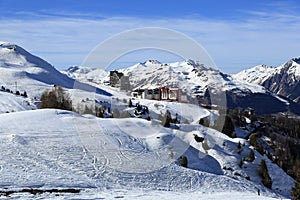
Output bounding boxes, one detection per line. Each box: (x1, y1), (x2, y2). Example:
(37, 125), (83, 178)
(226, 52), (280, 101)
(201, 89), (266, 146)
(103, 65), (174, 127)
(0, 42), (111, 97)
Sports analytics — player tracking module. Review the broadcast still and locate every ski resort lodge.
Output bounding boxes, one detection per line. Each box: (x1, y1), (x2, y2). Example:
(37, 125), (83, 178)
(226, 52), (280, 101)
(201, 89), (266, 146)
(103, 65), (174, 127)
(131, 87), (188, 102)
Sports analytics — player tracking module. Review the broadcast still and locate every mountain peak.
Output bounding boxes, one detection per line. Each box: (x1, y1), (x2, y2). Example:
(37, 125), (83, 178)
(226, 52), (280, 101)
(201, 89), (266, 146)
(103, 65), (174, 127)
(291, 57), (300, 64)
(143, 60), (161, 65)
(234, 58), (300, 105)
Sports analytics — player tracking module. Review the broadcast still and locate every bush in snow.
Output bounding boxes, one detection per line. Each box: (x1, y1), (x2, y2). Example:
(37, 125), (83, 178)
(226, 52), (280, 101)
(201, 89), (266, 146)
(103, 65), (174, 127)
(162, 110), (171, 128)
(199, 117), (210, 127)
(40, 86), (72, 111)
(249, 134), (264, 155)
(146, 115), (151, 121)
(180, 155), (188, 168)
(120, 111), (131, 118)
(112, 108), (120, 118)
(95, 106), (104, 118)
(21, 91), (28, 98)
(250, 114), (258, 124)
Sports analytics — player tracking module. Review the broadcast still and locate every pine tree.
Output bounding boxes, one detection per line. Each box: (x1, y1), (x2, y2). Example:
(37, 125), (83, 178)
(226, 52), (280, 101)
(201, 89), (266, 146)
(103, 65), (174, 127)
(238, 159), (243, 168)
(248, 149), (255, 162)
(237, 141), (243, 154)
(250, 114), (257, 124)
(259, 159), (272, 189)
(291, 181), (300, 200)
(249, 134), (258, 148)
(214, 115), (235, 137)
(128, 99), (133, 107)
(162, 110), (171, 128)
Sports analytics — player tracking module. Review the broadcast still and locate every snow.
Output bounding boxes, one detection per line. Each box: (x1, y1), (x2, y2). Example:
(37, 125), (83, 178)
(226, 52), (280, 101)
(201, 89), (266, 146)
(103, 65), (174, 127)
(287, 61), (300, 80)
(3, 188), (285, 200)
(234, 60), (300, 86)
(0, 109), (294, 199)
(0, 42), (111, 98)
(233, 64), (276, 85)
(0, 91), (35, 113)
(0, 43), (296, 199)
(114, 60), (269, 104)
(61, 66), (109, 84)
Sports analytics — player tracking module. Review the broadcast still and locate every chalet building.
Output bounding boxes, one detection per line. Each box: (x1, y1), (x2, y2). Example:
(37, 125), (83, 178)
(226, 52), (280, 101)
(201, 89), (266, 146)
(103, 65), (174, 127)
(132, 87), (188, 102)
(109, 70), (131, 91)
(131, 89), (145, 99)
(109, 70), (124, 87)
(120, 76), (131, 91)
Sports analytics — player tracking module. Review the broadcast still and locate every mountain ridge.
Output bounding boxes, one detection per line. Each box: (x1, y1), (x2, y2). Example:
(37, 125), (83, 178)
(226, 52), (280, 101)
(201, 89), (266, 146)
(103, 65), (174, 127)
(0, 42), (111, 97)
(234, 58), (300, 104)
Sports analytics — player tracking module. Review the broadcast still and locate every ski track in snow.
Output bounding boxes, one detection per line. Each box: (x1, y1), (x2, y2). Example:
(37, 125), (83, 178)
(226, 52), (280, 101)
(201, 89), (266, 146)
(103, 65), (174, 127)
(0, 109), (290, 199)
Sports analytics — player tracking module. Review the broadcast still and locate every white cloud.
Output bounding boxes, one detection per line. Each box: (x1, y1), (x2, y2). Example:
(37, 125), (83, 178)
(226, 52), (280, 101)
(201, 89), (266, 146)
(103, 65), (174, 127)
(1, 10), (300, 73)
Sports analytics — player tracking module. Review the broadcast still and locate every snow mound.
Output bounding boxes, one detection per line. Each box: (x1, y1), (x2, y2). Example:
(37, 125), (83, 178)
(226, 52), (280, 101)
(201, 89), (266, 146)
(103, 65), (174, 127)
(10, 134), (27, 145)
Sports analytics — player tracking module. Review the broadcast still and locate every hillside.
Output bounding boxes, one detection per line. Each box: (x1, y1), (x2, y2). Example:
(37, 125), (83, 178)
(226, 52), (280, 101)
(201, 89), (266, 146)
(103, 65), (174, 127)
(0, 108), (293, 199)
(0, 42), (111, 99)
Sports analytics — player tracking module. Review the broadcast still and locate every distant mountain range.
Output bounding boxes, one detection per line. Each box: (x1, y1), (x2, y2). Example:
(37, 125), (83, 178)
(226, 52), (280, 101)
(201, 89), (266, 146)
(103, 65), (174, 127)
(64, 59), (299, 115)
(1, 41), (299, 115)
(234, 58), (300, 104)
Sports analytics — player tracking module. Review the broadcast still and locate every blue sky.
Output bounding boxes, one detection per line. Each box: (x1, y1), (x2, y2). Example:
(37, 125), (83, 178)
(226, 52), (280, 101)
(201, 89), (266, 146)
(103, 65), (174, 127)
(0, 0), (300, 73)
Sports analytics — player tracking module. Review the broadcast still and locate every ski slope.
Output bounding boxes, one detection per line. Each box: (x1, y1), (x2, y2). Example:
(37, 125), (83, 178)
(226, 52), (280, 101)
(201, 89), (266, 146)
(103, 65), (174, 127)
(0, 109), (293, 199)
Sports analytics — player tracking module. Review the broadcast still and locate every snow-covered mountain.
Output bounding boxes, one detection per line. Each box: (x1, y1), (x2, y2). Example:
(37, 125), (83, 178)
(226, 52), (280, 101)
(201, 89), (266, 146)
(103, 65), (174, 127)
(125, 60), (292, 114)
(66, 59), (290, 114)
(61, 65), (108, 83)
(119, 59), (264, 94)
(0, 42), (111, 98)
(234, 58), (300, 104)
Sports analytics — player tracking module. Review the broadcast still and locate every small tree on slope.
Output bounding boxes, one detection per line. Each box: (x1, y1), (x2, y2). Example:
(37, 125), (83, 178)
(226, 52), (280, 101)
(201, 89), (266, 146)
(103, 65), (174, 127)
(291, 181), (300, 200)
(162, 110), (171, 128)
(248, 149), (255, 162)
(259, 159), (272, 189)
